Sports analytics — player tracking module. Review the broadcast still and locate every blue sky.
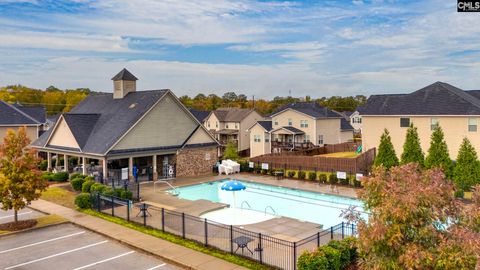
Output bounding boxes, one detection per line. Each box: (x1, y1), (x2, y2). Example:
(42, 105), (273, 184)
(1, 0), (480, 98)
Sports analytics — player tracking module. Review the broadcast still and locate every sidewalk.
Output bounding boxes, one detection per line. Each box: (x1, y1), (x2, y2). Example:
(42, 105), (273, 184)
(29, 199), (248, 270)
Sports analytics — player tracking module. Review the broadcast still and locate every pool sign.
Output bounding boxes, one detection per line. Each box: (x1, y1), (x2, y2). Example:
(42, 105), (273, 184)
(248, 162), (254, 168)
(336, 171), (347, 179)
(356, 173), (363, 180)
(121, 168), (128, 180)
(261, 163), (269, 170)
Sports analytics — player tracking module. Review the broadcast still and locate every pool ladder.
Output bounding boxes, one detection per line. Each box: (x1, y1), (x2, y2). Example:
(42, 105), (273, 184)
(264, 205), (277, 216)
(157, 180), (180, 196)
(241, 201), (252, 210)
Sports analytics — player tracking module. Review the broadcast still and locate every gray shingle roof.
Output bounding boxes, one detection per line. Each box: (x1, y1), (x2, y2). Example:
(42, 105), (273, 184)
(0, 101), (45, 125)
(213, 108), (255, 122)
(257, 120), (273, 131)
(32, 90), (168, 155)
(189, 109), (210, 122)
(271, 102), (341, 119)
(276, 126), (305, 134)
(111, 68), (138, 81)
(63, 114), (100, 148)
(359, 82), (480, 115)
(340, 118), (354, 131)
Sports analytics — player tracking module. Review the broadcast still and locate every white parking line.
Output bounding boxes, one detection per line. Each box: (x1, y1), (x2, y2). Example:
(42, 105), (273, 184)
(4, 240), (108, 270)
(0, 211), (33, 220)
(146, 264), (166, 270)
(0, 231), (86, 254)
(71, 251), (135, 270)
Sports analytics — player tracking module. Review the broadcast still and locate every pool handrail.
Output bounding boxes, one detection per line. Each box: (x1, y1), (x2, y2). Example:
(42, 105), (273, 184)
(264, 205), (277, 216)
(155, 180), (180, 196)
(240, 201), (252, 210)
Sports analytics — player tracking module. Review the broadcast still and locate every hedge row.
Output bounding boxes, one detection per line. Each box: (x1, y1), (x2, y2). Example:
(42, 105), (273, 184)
(74, 182), (133, 209)
(298, 237), (357, 270)
(41, 171), (70, 182)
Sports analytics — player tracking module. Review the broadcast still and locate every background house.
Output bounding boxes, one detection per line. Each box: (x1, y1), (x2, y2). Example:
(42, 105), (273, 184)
(204, 108), (263, 154)
(349, 110), (362, 134)
(0, 100), (46, 142)
(248, 102), (354, 157)
(360, 82), (480, 158)
(31, 69), (219, 180)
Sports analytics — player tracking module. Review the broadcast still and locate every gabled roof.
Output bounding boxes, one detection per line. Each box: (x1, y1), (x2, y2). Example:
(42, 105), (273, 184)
(359, 82), (480, 115)
(0, 100), (45, 125)
(32, 90), (169, 154)
(111, 68), (138, 81)
(257, 121), (273, 132)
(340, 118), (354, 131)
(271, 126), (305, 135)
(211, 108), (255, 122)
(189, 109), (210, 122)
(62, 114), (100, 148)
(270, 102), (341, 119)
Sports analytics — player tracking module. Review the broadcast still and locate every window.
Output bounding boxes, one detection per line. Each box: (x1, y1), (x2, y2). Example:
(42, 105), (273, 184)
(216, 122), (218, 128)
(235, 123), (238, 129)
(318, 135), (324, 145)
(431, 118), (439, 130)
(300, 120), (308, 128)
(226, 124), (229, 129)
(469, 118), (477, 132)
(254, 135), (261, 142)
(288, 119), (292, 126)
(352, 117), (362, 124)
(265, 134), (270, 142)
(400, 117), (410, 127)
(303, 135), (310, 143)
(208, 122), (210, 128)
(274, 119), (278, 126)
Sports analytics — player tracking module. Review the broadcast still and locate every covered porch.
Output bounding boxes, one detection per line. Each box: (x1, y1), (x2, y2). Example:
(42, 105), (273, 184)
(271, 127), (314, 152)
(213, 129), (238, 147)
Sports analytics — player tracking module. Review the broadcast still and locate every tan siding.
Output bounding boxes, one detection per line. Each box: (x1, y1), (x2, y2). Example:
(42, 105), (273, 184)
(249, 124), (270, 157)
(185, 127), (215, 145)
(362, 116), (480, 159)
(239, 111), (263, 151)
(48, 118), (80, 148)
(340, 130), (354, 143)
(272, 110), (316, 140)
(0, 126), (38, 143)
(205, 113), (220, 131)
(113, 94), (198, 150)
(315, 118), (342, 145)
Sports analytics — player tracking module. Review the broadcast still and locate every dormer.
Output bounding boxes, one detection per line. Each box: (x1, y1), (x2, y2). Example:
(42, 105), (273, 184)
(112, 68), (138, 99)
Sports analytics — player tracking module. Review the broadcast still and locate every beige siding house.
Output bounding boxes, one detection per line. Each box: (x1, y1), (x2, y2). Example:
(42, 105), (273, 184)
(0, 101), (46, 142)
(31, 68), (219, 181)
(248, 102), (354, 157)
(360, 82), (480, 159)
(204, 108), (263, 153)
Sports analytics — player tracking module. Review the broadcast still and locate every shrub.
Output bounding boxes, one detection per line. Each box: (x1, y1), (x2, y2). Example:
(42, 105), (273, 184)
(354, 179), (362, 188)
(308, 172), (317, 181)
(120, 190), (133, 200)
(298, 171), (306, 180)
(298, 250), (329, 270)
(339, 176), (349, 185)
(297, 238), (358, 270)
(322, 245), (341, 270)
(287, 170), (296, 178)
(319, 174), (328, 183)
(84, 176), (94, 182)
(81, 181), (95, 193)
(69, 173), (86, 180)
(328, 174), (338, 184)
(41, 172), (54, 181)
(328, 239), (355, 269)
(38, 160), (48, 171)
(90, 183), (106, 194)
(102, 186), (115, 197)
(52, 171), (69, 182)
(74, 193), (92, 209)
(261, 169), (268, 174)
(454, 189), (464, 198)
(71, 177), (85, 191)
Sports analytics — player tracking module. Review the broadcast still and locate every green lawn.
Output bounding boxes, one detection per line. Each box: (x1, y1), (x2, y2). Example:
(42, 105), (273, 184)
(41, 187), (77, 209)
(318, 152), (358, 158)
(82, 209), (273, 270)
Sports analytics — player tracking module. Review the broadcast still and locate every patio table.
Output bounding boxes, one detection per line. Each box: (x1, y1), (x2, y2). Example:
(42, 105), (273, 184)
(135, 203), (152, 217)
(232, 235), (254, 255)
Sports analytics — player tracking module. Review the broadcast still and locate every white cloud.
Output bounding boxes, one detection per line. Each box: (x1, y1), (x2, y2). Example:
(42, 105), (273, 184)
(229, 41), (326, 52)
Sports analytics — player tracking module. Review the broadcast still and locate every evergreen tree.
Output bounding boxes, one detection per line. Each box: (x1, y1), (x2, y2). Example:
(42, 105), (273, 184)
(453, 138), (480, 191)
(222, 142), (239, 160)
(425, 126), (453, 178)
(374, 129), (399, 169)
(401, 124), (424, 166)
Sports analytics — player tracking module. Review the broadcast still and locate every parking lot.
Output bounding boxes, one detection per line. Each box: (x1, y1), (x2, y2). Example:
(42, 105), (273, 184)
(0, 223), (181, 270)
(0, 207), (44, 224)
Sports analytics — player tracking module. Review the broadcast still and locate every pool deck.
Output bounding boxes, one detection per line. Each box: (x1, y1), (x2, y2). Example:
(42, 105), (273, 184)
(139, 173), (360, 241)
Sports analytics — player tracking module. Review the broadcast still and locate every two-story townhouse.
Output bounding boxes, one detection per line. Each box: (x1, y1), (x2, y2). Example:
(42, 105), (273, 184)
(359, 81), (480, 158)
(0, 101), (46, 141)
(349, 111), (362, 133)
(204, 108), (263, 153)
(248, 102), (354, 157)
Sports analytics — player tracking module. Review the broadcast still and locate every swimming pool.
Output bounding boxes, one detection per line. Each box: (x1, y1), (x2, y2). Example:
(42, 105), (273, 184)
(170, 180), (366, 228)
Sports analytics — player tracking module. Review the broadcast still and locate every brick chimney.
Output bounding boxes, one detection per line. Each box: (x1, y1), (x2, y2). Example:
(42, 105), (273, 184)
(111, 68), (138, 99)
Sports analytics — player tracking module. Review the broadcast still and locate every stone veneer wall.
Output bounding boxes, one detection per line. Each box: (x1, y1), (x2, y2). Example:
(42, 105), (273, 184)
(176, 146), (217, 177)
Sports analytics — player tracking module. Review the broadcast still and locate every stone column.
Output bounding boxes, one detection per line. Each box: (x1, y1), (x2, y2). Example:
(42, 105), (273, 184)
(102, 158), (108, 181)
(152, 154), (157, 181)
(47, 152), (52, 171)
(82, 156), (87, 175)
(64, 154), (68, 172)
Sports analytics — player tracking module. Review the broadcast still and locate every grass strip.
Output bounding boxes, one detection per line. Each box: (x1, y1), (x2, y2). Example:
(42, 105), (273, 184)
(41, 187), (77, 209)
(82, 209), (274, 270)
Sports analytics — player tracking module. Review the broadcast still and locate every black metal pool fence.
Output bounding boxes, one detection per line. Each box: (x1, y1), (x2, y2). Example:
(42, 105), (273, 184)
(91, 193), (357, 270)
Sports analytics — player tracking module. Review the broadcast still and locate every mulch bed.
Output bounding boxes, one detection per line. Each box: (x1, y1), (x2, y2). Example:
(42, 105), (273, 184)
(0, 219), (37, 231)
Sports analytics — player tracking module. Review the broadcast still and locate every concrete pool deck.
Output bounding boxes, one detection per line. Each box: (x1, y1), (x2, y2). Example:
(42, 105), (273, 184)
(139, 173), (360, 241)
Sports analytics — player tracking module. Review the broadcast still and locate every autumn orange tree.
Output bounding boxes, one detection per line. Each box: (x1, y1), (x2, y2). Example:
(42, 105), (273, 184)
(357, 163), (480, 269)
(0, 127), (47, 222)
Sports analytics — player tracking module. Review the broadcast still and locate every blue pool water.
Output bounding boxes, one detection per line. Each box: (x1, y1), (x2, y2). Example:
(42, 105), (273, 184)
(170, 180), (366, 228)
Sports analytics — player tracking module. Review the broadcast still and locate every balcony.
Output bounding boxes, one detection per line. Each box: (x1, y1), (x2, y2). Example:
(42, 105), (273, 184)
(271, 140), (316, 150)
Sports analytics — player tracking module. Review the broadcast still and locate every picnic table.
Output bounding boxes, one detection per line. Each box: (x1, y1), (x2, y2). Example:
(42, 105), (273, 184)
(232, 235), (254, 255)
(135, 203), (152, 217)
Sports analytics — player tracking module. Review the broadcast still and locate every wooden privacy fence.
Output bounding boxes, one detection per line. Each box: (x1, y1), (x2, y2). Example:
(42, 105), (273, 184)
(273, 142), (359, 156)
(251, 147), (376, 174)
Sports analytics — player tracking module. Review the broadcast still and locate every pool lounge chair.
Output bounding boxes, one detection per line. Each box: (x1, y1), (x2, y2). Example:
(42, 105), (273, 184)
(222, 159), (240, 173)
